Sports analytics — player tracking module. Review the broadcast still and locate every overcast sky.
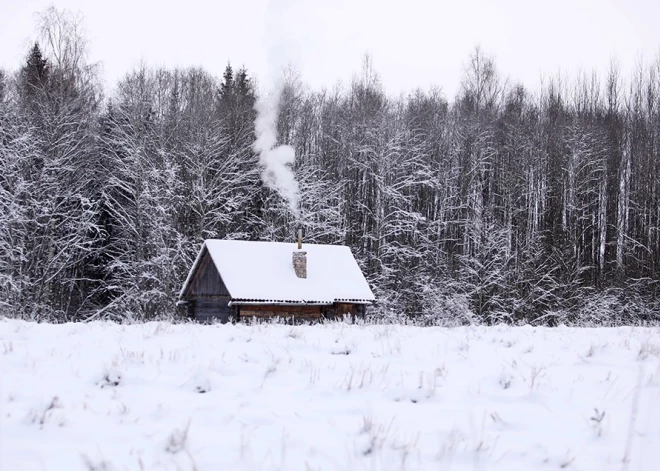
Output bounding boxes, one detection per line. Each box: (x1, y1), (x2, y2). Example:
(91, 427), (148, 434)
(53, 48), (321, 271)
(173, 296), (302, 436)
(1, 0), (659, 98)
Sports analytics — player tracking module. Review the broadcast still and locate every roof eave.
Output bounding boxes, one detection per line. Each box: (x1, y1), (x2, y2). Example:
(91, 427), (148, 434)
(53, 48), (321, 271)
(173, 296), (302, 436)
(229, 299), (332, 306)
(229, 298), (375, 306)
(178, 242), (209, 300)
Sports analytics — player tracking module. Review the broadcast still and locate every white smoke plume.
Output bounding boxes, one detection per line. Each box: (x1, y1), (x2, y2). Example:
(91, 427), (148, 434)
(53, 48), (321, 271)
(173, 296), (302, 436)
(253, 85), (299, 216)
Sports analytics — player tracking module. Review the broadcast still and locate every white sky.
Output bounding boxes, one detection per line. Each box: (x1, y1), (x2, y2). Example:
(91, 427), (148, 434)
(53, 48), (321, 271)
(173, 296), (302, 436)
(1, 0), (659, 98)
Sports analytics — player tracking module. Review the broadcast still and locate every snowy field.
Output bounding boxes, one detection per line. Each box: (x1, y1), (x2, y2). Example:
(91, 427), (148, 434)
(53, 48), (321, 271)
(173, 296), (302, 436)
(1, 319), (659, 471)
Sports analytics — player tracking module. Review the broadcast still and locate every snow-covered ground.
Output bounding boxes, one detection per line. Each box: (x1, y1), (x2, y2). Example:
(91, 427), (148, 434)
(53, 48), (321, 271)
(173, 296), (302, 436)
(1, 319), (659, 471)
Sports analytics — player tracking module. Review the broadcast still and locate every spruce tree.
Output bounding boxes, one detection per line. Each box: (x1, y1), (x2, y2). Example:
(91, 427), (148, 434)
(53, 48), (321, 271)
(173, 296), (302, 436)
(24, 43), (49, 87)
(219, 63), (234, 105)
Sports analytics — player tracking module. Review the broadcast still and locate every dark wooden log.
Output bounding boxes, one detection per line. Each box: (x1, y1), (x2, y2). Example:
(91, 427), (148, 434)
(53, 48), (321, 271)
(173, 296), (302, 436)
(239, 304), (322, 319)
(242, 304), (323, 314)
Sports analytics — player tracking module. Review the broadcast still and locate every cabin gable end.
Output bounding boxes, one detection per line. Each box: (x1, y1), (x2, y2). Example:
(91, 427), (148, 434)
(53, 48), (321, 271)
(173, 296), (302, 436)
(185, 248), (230, 298)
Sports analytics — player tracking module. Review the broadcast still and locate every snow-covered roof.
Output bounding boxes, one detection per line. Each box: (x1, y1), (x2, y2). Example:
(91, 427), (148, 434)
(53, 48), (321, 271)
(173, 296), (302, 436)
(180, 240), (375, 304)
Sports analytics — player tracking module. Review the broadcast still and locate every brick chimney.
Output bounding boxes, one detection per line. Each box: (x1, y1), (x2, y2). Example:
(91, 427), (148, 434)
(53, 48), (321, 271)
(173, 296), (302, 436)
(292, 229), (307, 278)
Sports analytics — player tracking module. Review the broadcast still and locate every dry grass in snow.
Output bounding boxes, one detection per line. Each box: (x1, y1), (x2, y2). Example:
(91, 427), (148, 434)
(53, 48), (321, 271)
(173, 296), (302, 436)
(1, 319), (659, 470)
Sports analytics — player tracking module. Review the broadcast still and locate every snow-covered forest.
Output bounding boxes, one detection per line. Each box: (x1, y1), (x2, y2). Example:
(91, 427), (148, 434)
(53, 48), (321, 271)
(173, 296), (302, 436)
(1, 8), (660, 324)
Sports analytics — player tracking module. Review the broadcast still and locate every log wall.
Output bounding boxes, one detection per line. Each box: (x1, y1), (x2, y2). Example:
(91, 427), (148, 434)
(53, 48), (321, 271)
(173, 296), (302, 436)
(188, 296), (233, 323)
(240, 304), (322, 321)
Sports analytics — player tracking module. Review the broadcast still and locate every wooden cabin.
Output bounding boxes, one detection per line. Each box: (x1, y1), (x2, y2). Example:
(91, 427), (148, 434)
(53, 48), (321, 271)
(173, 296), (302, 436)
(178, 239), (375, 323)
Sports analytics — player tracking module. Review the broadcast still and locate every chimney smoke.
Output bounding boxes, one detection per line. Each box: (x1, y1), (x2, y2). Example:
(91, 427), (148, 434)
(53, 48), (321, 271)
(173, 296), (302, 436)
(253, 85), (299, 216)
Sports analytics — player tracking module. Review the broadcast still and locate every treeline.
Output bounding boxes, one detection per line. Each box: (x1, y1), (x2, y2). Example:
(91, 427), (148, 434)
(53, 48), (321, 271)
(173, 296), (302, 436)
(1, 8), (660, 324)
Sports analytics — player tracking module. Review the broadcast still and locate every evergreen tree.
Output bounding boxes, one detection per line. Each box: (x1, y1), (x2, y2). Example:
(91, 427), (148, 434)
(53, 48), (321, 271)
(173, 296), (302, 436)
(21, 43), (49, 91)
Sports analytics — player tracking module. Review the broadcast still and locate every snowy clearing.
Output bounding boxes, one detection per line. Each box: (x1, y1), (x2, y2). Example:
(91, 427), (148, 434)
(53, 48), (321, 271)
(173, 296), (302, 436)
(1, 320), (659, 471)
